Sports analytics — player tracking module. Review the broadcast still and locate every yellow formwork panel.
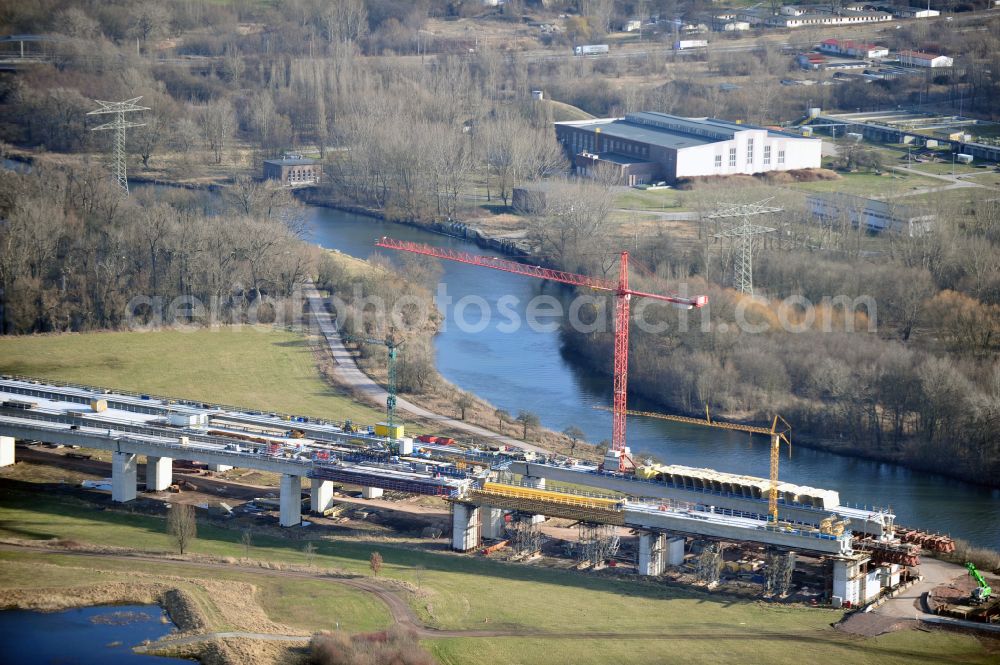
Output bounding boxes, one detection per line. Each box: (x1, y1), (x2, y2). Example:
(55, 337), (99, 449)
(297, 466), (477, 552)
(480, 482), (621, 510)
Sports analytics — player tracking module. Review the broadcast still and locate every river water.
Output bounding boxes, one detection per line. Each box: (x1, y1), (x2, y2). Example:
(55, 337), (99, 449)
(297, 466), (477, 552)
(0, 604), (189, 663)
(304, 206), (1000, 550)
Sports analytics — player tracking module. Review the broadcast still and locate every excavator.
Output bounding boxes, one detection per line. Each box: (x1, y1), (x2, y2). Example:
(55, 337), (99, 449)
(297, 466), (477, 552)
(967, 562), (993, 605)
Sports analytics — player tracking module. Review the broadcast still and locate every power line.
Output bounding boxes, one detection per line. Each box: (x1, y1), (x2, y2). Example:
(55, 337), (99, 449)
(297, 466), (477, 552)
(87, 96), (149, 196)
(709, 198), (782, 296)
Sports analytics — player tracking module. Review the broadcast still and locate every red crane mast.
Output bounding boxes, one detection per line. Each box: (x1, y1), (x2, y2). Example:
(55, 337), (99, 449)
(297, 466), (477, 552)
(374, 237), (708, 472)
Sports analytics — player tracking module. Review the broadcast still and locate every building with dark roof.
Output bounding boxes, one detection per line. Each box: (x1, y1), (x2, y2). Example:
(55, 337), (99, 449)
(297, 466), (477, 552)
(554, 112), (822, 185)
(262, 155), (321, 186)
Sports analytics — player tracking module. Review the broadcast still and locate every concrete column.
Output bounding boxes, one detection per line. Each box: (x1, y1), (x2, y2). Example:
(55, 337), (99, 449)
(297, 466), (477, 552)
(145, 456), (172, 492)
(362, 486), (383, 499)
(311, 479), (334, 514)
(481, 506), (505, 540)
(522, 476), (545, 490)
(521, 477), (547, 523)
(638, 532), (667, 576)
(207, 463), (233, 472)
(832, 557), (862, 607)
(0, 436), (14, 467)
(112, 452), (137, 503)
(666, 537), (686, 566)
(280, 474), (302, 527)
(451, 503), (481, 551)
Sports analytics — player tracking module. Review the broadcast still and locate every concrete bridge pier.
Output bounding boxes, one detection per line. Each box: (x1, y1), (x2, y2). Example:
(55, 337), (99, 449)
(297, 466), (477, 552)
(520, 477), (547, 524)
(280, 474), (302, 527)
(452, 503), (481, 551)
(522, 476), (545, 490)
(207, 463), (233, 472)
(0, 436), (14, 467)
(112, 452), (137, 503)
(311, 479), (334, 514)
(361, 486), (383, 499)
(638, 531), (667, 576)
(145, 456), (172, 492)
(481, 506), (506, 539)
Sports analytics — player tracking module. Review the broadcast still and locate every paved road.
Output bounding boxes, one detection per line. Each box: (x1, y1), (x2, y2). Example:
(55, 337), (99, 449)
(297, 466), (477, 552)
(304, 282), (548, 454)
(873, 557), (965, 621)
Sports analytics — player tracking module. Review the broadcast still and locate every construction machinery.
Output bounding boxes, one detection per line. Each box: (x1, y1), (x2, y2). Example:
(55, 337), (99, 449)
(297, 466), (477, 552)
(601, 405), (791, 522)
(341, 330), (405, 438)
(374, 237), (708, 472)
(967, 562), (993, 604)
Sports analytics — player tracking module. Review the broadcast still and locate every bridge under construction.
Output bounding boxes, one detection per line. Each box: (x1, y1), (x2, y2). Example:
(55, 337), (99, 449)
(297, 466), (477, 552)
(0, 376), (944, 608)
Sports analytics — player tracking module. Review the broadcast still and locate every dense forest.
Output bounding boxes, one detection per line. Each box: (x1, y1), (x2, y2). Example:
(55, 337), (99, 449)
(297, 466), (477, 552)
(542, 181), (1000, 483)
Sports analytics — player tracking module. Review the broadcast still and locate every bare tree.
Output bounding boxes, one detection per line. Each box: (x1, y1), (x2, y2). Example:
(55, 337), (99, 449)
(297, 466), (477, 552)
(516, 411), (540, 440)
(129, 2), (171, 48)
(495, 408), (511, 434)
(303, 541), (317, 566)
(563, 426), (586, 456)
(200, 99), (236, 164)
(167, 504), (197, 554)
(241, 527), (253, 557)
(456, 392), (474, 420)
(370, 551), (384, 577)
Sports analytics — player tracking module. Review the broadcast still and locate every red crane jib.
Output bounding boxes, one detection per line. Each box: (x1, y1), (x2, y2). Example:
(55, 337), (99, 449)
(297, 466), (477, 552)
(374, 237), (708, 472)
(375, 237), (707, 307)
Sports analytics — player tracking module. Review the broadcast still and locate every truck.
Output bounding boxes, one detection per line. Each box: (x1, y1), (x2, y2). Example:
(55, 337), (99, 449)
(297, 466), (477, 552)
(574, 44), (609, 56)
(673, 39), (708, 50)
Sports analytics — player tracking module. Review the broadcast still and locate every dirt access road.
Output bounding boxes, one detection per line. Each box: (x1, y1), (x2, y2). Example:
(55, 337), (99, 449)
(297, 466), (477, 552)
(305, 282), (548, 455)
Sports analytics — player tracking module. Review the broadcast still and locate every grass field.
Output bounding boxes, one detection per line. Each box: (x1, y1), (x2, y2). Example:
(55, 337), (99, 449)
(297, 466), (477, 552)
(425, 631), (991, 665)
(788, 172), (942, 196)
(963, 171), (1000, 188)
(907, 161), (982, 176)
(899, 186), (996, 208)
(614, 188), (687, 211)
(545, 99), (594, 122)
(0, 489), (994, 665)
(0, 552), (388, 634)
(0, 327), (387, 424)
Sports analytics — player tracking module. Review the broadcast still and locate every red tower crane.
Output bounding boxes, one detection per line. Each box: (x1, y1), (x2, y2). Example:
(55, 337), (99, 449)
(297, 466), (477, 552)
(374, 237), (709, 472)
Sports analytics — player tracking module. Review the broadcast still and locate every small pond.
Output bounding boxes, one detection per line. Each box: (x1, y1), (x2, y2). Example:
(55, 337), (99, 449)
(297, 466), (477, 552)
(0, 604), (192, 664)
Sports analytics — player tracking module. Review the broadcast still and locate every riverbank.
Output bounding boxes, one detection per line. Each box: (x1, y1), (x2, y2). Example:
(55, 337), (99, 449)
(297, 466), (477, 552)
(301, 188), (1000, 490)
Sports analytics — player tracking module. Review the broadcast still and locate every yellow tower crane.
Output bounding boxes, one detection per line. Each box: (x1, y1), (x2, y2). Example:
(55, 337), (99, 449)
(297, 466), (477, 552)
(596, 406), (792, 522)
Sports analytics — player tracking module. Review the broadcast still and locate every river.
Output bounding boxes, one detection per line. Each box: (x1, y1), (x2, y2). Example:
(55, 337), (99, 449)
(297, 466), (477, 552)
(304, 205), (1000, 550)
(0, 604), (189, 664)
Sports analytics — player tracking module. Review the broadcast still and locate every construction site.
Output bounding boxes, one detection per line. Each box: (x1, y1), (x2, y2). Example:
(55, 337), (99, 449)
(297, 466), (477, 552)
(2, 236), (998, 629)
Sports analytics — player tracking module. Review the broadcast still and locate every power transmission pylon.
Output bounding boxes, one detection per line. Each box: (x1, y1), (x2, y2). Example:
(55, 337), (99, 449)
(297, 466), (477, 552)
(88, 97), (149, 196)
(709, 199), (782, 296)
(340, 330), (404, 429)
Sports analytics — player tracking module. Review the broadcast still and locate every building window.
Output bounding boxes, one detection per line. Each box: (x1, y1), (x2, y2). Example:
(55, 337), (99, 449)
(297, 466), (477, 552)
(764, 146), (771, 166)
(747, 139), (754, 163)
(729, 147), (737, 167)
(778, 149), (786, 165)
(715, 154), (722, 168)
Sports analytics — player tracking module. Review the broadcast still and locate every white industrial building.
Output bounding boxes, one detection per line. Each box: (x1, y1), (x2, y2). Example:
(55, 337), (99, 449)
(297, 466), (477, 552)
(807, 192), (935, 236)
(819, 38), (888, 59)
(555, 112), (822, 185)
(896, 7), (940, 17)
(898, 50), (953, 67)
